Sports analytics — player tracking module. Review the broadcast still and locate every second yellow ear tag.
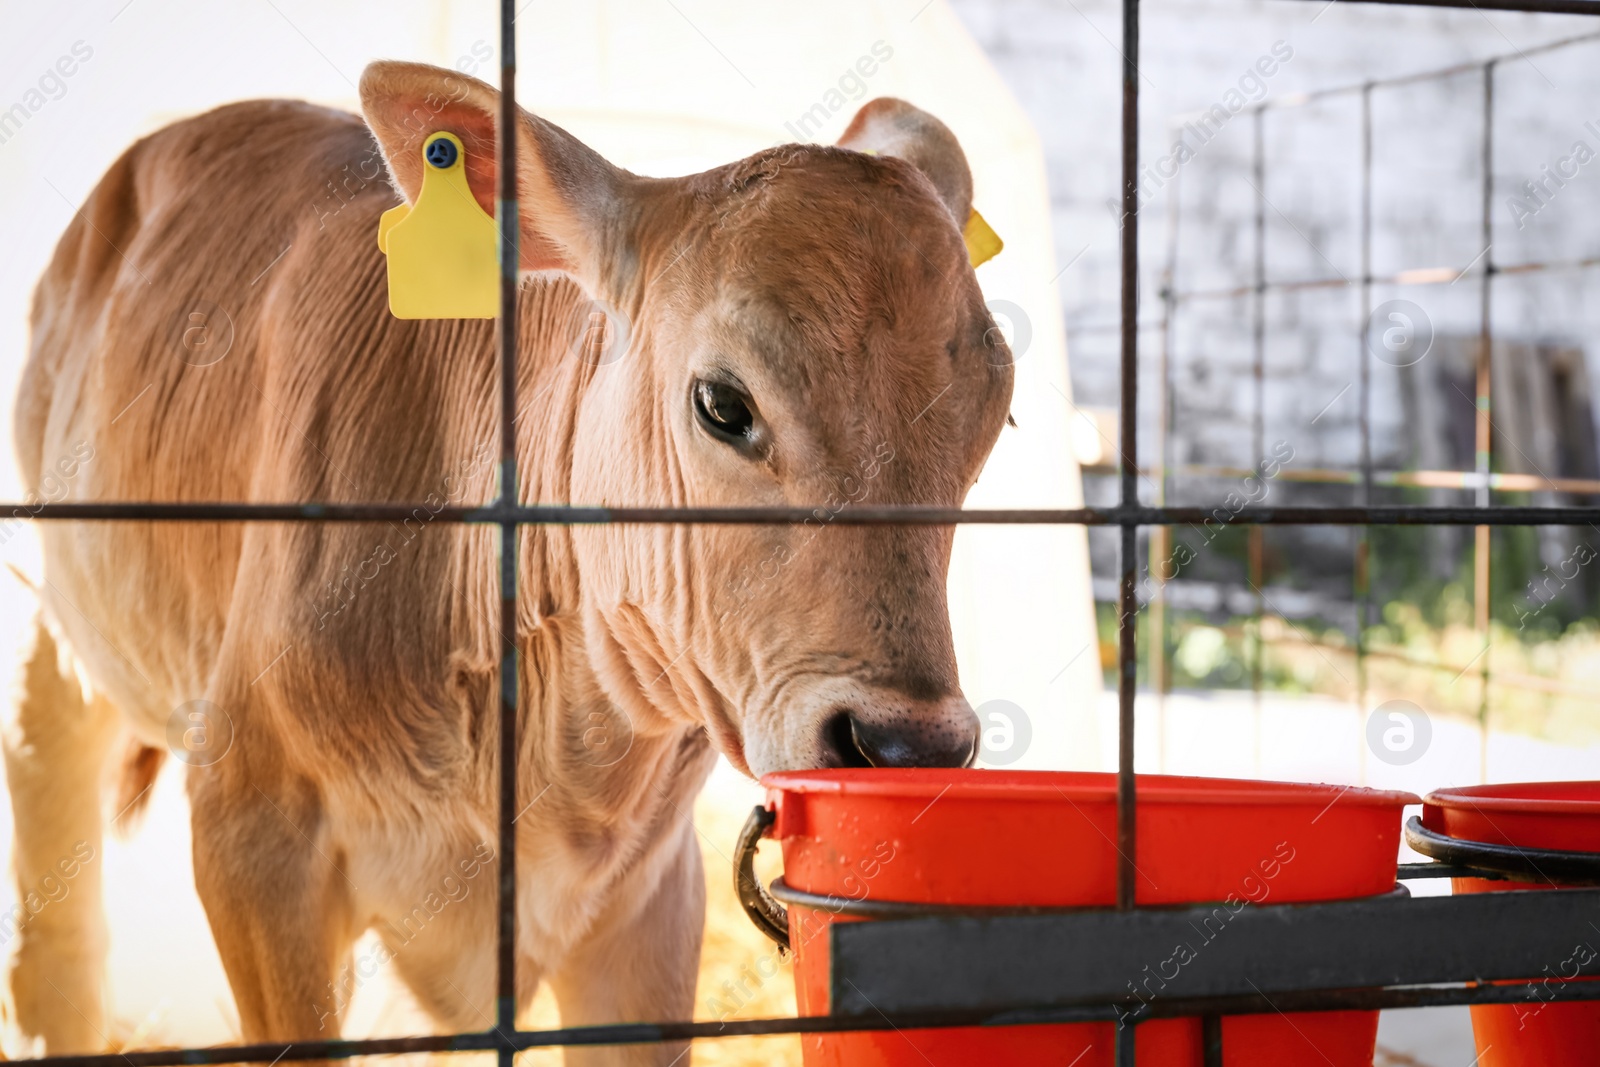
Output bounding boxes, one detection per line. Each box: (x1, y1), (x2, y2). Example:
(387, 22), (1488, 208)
(377, 132), (498, 319)
(963, 208), (1003, 268)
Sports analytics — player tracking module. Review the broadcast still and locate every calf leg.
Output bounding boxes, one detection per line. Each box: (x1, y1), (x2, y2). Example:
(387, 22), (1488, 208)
(381, 880), (545, 1035)
(4, 617), (120, 1055)
(190, 759), (358, 1041)
(548, 825), (703, 1067)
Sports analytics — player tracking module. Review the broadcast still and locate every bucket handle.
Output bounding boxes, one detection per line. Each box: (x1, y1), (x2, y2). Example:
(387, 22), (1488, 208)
(1405, 816), (1600, 886)
(735, 805), (791, 952)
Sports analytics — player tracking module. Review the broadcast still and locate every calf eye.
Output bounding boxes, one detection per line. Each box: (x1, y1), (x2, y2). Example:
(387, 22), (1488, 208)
(693, 380), (755, 442)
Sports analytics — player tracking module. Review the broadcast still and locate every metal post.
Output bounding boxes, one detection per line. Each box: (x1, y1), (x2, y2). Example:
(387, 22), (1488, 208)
(1357, 81), (1374, 784)
(1116, 0), (1142, 1057)
(1474, 61), (1495, 782)
(1249, 106), (1266, 767)
(496, 0), (521, 1053)
(1202, 1013), (1224, 1067)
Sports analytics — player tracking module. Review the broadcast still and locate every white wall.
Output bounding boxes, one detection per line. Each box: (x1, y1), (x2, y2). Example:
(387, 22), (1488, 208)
(948, 0), (1600, 432)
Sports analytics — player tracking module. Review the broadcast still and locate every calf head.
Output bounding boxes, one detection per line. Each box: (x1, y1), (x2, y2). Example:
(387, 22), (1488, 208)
(362, 63), (1013, 777)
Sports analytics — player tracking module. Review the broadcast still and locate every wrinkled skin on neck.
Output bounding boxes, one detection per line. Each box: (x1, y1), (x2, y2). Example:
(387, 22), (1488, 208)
(555, 145), (1013, 776)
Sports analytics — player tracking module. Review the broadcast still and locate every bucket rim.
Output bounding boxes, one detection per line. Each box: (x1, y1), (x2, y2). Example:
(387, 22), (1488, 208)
(761, 768), (1419, 808)
(1423, 780), (1600, 818)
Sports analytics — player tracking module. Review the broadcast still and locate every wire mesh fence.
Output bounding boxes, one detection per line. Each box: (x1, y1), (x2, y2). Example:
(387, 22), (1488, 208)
(1081, 25), (1600, 786)
(8, 0), (1600, 1065)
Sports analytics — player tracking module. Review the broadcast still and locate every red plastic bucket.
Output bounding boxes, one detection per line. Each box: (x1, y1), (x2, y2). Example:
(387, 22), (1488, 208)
(761, 769), (1416, 1067)
(1421, 782), (1600, 1067)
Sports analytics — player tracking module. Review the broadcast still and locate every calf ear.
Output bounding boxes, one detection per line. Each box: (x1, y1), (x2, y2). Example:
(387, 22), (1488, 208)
(359, 61), (623, 286)
(837, 98), (974, 225)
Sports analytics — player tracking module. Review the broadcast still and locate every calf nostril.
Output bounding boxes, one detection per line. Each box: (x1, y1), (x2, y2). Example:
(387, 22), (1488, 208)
(825, 711), (875, 769)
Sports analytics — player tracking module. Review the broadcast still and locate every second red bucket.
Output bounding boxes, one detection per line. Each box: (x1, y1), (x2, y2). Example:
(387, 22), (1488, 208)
(1419, 781), (1600, 1067)
(747, 769), (1416, 1067)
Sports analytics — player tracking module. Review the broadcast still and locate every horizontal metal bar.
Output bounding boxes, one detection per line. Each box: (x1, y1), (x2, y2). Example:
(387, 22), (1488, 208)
(1396, 862), (1500, 880)
(1277, 0), (1600, 16)
(5, 980), (1600, 1067)
(10, 502), (1600, 526)
(830, 887), (1600, 1015)
(1086, 462), (1600, 496)
(982, 979), (1600, 1024)
(1171, 252), (1600, 304)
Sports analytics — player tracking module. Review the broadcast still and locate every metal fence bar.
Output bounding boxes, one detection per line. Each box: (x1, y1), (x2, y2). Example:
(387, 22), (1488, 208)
(1356, 80), (1375, 784)
(16, 502), (1600, 525)
(1086, 462), (1600, 495)
(1168, 248), (1600, 300)
(3, 975), (1600, 1067)
(1474, 60), (1496, 782)
(1116, 0), (1143, 1060)
(494, 0), (521, 1052)
(1278, 0), (1600, 20)
(832, 886), (1600, 1013)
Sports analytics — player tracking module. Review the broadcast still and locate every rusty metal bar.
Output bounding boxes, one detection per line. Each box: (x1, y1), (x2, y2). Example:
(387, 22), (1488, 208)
(1170, 250), (1600, 303)
(1167, 256), (1596, 301)
(1474, 61), (1496, 782)
(1086, 462), (1600, 495)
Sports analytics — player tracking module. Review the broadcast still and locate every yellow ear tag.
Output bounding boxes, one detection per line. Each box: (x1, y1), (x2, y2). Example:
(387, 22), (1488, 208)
(963, 208), (1003, 268)
(377, 132), (498, 319)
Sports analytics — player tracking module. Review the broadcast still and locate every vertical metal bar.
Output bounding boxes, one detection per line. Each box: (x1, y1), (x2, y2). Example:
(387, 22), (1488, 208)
(1115, 0), (1142, 1047)
(1475, 61), (1495, 782)
(1358, 85), (1374, 508)
(1202, 1013), (1224, 1066)
(1116, 1020), (1138, 1065)
(496, 0), (521, 1051)
(1116, 0), (1141, 921)
(1356, 82), (1374, 784)
(1252, 104), (1266, 496)
(1250, 106), (1266, 766)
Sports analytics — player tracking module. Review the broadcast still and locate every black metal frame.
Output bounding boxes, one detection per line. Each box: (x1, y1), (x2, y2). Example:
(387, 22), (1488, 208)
(9, 0), (1600, 1063)
(827, 887), (1600, 1016)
